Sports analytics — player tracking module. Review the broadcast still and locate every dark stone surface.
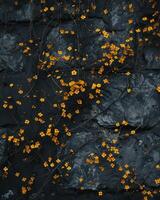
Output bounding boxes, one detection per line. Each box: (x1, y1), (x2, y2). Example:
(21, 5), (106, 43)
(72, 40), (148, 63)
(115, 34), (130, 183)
(0, 0), (160, 200)
(0, 130), (6, 165)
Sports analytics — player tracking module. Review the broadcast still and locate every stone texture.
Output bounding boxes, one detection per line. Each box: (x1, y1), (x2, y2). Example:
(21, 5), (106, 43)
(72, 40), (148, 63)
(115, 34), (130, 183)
(0, 1), (160, 200)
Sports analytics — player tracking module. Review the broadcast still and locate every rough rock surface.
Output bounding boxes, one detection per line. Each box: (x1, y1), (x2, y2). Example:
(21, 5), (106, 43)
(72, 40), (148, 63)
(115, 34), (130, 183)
(0, 129), (6, 165)
(0, 1), (160, 200)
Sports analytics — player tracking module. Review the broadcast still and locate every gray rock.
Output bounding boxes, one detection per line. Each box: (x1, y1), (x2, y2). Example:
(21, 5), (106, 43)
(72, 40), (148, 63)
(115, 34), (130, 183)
(0, 33), (24, 71)
(1, 190), (14, 200)
(95, 72), (160, 129)
(0, 0), (159, 199)
(0, 129), (6, 165)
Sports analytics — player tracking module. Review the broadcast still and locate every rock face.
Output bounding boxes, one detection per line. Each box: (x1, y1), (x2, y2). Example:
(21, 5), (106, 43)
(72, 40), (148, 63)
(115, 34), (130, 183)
(0, 1), (160, 200)
(0, 129), (6, 165)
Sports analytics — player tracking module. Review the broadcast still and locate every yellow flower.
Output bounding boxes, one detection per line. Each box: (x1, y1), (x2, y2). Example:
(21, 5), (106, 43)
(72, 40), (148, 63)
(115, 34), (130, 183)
(80, 15), (86, 20)
(91, 83), (97, 89)
(98, 191), (103, 196)
(43, 7), (49, 12)
(21, 186), (27, 194)
(142, 17), (147, 21)
(136, 28), (141, 33)
(18, 90), (23, 94)
(40, 98), (45, 102)
(58, 50), (63, 55)
(124, 185), (130, 190)
(67, 46), (72, 51)
(71, 70), (77, 76)
(95, 28), (100, 32)
(43, 161), (48, 168)
(15, 172), (20, 177)
(131, 130), (136, 135)
(156, 86), (160, 93)
(24, 120), (30, 124)
(50, 7), (55, 11)
(128, 19), (133, 24)
(127, 88), (132, 93)
(104, 9), (108, 15)
(101, 152), (107, 158)
(116, 122), (120, 127)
